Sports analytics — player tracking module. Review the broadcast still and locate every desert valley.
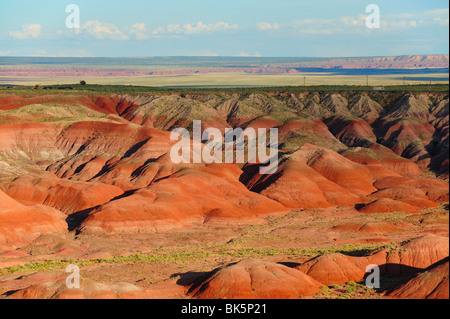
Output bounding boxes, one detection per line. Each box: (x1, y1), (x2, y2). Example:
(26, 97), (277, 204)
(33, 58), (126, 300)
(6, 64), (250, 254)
(0, 83), (448, 300)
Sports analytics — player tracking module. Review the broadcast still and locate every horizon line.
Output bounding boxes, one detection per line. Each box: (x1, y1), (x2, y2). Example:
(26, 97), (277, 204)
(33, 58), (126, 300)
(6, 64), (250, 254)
(0, 54), (449, 59)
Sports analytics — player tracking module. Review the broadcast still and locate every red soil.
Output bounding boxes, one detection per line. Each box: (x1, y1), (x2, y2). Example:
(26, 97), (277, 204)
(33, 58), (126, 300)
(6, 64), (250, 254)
(359, 199), (419, 214)
(190, 259), (323, 299)
(0, 190), (67, 246)
(297, 234), (449, 285)
(330, 221), (405, 234)
(387, 257), (449, 299)
(296, 253), (368, 285)
(3, 175), (124, 215)
(343, 144), (423, 177)
(10, 279), (186, 299)
(0, 90), (448, 300)
(78, 166), (287, 234)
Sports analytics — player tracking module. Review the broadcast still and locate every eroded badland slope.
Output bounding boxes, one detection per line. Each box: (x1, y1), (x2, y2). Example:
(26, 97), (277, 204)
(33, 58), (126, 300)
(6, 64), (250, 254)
(0, 89), (448, 299)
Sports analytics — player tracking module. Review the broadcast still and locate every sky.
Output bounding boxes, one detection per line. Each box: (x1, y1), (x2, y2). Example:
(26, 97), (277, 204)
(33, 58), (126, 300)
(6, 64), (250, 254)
(0, 0), (448, 57)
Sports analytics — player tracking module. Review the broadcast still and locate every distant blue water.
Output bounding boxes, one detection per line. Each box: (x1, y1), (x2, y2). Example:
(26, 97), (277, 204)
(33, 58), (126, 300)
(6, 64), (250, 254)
(289, 68), (449, 82)
(292, 67), (449, 76)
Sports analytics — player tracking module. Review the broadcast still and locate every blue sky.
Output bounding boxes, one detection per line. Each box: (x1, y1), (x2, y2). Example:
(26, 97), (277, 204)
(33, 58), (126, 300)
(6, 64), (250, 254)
(0, 0), (448, 57)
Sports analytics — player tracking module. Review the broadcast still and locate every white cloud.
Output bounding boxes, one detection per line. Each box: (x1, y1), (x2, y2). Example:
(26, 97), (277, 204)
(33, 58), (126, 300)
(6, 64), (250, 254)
(256, 22), (280, 31)
(0, 50), (11, 56)
(152, 21), (238, 35)
(151, 26), (166, 36)
(132, 23), (146, 32)
(380, 9), (448, 31)
(340, 15), (367, 27)
(130, 23), (149, 40)
(428, 9), (449, 26)
(80, 20), (129, 40)
(9, 24), (42, 39)
(256, 8), (449, 36)
(288, 18), (347, 35)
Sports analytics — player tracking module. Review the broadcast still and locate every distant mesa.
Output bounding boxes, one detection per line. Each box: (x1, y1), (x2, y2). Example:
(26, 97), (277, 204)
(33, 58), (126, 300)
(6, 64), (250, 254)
(0, 54), (448, 78)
